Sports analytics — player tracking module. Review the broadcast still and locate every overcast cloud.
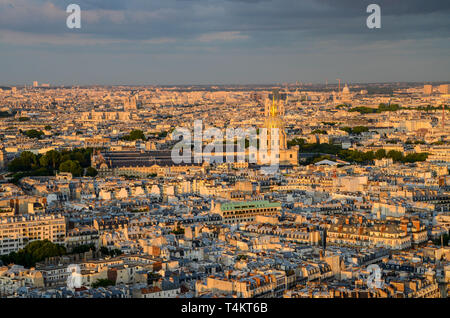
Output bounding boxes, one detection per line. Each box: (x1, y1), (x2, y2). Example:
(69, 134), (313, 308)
(0, 0), (449, 85)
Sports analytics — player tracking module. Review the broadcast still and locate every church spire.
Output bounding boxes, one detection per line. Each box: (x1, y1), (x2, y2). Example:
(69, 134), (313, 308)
(271, 93), (277, 116)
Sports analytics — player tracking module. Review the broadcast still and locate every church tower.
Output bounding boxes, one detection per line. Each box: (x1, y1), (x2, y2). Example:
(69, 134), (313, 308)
(258, 89), (298, 166)
(264, 89), (287, 151)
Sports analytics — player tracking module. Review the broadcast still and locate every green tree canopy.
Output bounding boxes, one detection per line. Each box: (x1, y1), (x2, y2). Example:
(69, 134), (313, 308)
(311, 129), (327, 135)
(8, 151), (39, 172)
(92, 279), (115, 288)
(7, 148), (93, 183)
(0, 240), (66, 268)
(22, 129), (45, 139)
(121, 130), (146, 141)
(86, 167), (98, 177)
(387, 150), (404, 162)
(375, 149), (387, 160)
(340, 126), (369, 135)
(59, 160), (83, 177)
(39, 150), (61, 170)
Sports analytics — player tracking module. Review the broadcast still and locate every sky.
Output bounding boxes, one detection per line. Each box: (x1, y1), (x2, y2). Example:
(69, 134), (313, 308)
(0, 0), (449, 86)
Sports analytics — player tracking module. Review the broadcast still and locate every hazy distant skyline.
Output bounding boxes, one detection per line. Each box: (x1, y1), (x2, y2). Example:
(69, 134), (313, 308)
(0, 0), (449, 85)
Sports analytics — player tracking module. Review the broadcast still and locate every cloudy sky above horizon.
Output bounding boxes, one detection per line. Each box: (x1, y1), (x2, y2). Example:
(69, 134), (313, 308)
(0, 0), (449, 85)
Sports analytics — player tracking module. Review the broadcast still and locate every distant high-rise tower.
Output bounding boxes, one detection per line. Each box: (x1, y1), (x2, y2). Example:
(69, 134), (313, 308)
(438, 84), (449, 94)
(33, 81), (38, 87)
(423, 84), (433, 95)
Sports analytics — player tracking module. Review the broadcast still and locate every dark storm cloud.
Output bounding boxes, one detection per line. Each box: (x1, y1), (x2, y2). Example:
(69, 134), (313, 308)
(0, 0), (448, 84)
(0, 0), (448, 44)
(317, 0), (450, 15)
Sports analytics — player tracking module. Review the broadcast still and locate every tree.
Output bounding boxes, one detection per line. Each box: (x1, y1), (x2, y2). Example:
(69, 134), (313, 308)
(70, 244), (95, 254)
(0, 111), (14, 118)
(121, 130), (145, 141)
(0, 240), (66, 268)
(39, 150), (61, 170)
(404, 153), (428, 163)
(312, 155), (333, 163)
(340, 127), (352, 134)
(287, 138), (306, 148)
(158, 131), (168, 138)
(92, 279), (114, 288)
(86, 167), (98, 177)
(348, 106), (377, 114)
(387, 150), (404, 162)
(100, 247), (122, 257)
(311, 129), (327, 135)
(378, 103), (401, 112)
(110, 249), (122, 257)
(100, 247), (110, 255)
(22, 129), (44, 139)
(59, 160), (83, 177)
(375, 149), (387, 160)
(363, 151), (375, 161)
(352, 126), (369, 134)
(8, 151), (39, 172)
(340, 126), (368, 135)
(60, 148), (92, 167)
(7, 148), (93, 182)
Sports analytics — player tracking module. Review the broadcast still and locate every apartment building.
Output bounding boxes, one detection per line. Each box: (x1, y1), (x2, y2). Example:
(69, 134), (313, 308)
(196, 270), (287, 297)
(0, 214), (66, 255)
(212, 200), (281, 224)
(0, 265), (44, 297)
